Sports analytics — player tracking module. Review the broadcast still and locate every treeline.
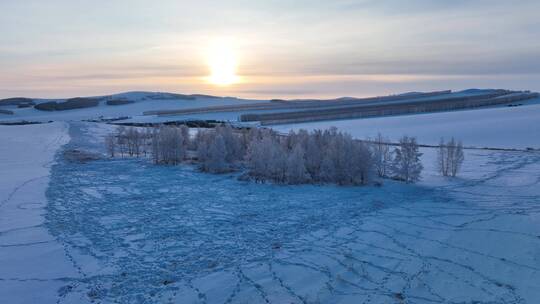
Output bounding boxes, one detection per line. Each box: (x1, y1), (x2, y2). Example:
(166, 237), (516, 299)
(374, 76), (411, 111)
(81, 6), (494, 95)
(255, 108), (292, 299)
(35, 97), (100, 111)
(104, 124), (464, 186)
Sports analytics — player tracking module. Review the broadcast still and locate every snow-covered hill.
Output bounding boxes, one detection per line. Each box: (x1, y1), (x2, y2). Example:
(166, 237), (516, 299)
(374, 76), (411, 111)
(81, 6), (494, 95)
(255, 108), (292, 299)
(274, 101), (540, 149)
(0, 91), (266, 122)
(2, 88), (539, 150)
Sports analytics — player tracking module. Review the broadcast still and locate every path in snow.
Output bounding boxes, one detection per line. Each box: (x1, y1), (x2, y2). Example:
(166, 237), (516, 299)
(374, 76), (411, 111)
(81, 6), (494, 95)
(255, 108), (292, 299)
(42, 123), (540, 303)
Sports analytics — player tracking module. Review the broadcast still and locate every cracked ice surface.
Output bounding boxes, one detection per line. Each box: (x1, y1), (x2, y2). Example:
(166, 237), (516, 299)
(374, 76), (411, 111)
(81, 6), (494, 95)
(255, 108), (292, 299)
(1, 121), (537, 304)
(40, 123), (540, 304)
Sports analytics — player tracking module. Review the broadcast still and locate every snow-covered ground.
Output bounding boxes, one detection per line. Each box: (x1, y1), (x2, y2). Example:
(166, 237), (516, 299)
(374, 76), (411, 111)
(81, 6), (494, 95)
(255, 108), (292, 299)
(273, 102), (540, 149)
(1, 122), (534, 303)
(0, 122), (80, 303)
(1, 89), (540, 303)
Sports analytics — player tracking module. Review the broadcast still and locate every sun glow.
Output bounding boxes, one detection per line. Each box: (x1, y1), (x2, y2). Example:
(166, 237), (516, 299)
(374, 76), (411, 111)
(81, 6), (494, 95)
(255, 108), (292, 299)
(206, 40), (240, 86)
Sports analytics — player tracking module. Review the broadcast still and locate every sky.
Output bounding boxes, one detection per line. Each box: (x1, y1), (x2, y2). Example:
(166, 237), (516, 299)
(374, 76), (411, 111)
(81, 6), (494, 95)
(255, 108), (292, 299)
(1, 0), (539, 99)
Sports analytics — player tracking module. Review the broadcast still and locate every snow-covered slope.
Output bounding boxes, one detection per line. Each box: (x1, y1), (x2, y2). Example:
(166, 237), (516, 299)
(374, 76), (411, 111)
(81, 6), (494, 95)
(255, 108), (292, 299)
(274, 101), (540, 149)
(0, 92), (267, 123)
(2, 89), (539, 150)
(31, 122), (540, 303)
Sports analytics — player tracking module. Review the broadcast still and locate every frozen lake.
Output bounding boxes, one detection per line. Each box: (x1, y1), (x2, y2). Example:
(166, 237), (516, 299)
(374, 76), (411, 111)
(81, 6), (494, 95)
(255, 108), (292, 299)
(39, 123), (540, 303)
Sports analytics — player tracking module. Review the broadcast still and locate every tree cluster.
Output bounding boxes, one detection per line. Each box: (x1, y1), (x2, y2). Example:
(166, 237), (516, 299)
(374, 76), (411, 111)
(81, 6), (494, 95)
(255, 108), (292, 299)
(195, 124), (247, 173)
(242, 127), (373, 185)
(106, 126), (151, 158)
(151, 125), (189, 165)
(105, 124), (433, 186)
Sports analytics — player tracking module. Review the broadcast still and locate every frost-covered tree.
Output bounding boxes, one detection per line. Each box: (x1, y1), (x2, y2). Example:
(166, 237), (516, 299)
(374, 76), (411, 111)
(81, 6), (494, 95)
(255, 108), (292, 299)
(105, 123), (376, 186)
(320, 154), (337, 183)
(151, 126), (186, 165)
(304, 132), (323, 180)
(268, 142), (288, 183)
(195, 130), (212, 166)
(285, 143), (310, 184)
(349, 141), (373, 185)
(201, 134), (229, 173)
(245, 136), (274, 182)
(116, 126), (127, 157)
(391, 136), (423, 183)
(215, 124), (244, 162)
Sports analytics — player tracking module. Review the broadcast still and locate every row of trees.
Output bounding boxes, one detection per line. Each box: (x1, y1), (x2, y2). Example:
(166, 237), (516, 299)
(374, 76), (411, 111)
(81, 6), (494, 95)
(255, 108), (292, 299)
(371, 133), (465, 180)
(104, 124), (464, 185)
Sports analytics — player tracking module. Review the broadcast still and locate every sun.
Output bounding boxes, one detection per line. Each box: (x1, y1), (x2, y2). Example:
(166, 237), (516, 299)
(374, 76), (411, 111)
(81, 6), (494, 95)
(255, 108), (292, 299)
(206, 40), (240, 86)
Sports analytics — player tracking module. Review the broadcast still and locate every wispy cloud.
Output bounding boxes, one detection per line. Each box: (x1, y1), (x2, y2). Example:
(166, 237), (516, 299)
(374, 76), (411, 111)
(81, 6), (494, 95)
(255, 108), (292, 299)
(0, 0), (539, 98)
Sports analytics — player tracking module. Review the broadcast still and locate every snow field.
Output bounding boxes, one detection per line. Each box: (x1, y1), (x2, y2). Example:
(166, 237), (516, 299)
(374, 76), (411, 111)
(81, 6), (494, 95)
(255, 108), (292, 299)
(0, 122), (83, 304)
(37, 122), (540, 303)
(273, 102), (540, 149)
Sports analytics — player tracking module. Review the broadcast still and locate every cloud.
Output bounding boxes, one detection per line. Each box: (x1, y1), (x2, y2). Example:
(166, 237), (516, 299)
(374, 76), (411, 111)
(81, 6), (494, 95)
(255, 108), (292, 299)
(1, 0), (539, 98)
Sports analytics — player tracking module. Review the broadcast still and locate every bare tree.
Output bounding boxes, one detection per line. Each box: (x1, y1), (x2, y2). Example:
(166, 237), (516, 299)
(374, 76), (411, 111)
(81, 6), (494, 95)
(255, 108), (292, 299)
(143, 127), (153, 157)
(105, 133), (116, 157)
(372, 133), (391, 178)
(437, 137), (449, 176)
(126, 128), (142, 157)
(451, 140), (464, 177)
(437, 137), (465, 177)
(116, 126), (127, 157)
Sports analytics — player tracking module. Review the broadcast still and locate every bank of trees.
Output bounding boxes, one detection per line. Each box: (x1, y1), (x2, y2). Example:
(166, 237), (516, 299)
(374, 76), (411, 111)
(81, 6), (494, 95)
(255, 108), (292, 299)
(244, 127), (373, 185)
(104, 124), (453, 185)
